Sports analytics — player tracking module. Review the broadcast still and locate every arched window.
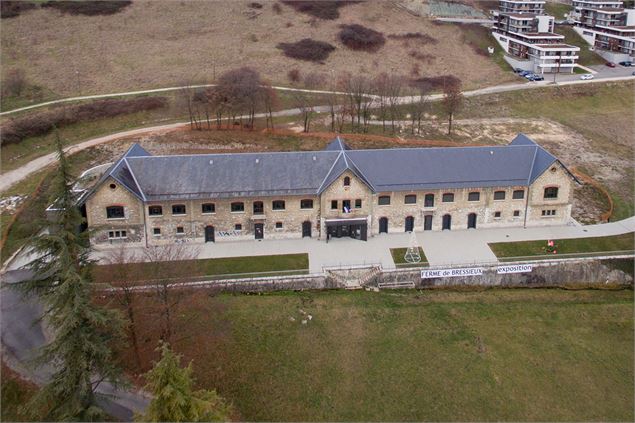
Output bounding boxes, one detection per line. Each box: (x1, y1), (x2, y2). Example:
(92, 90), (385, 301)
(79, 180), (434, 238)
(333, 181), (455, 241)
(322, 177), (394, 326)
(424, 194), (434, 207)
(148, 205), (162, 216)
(404, 194), (417, 204)
(272, 200), (285, 210)
(231, 202), (245, 212)
(172, 204), (186, 215)
(106, 206), (124, 219)
(343, 176), (351, 186)
(544, 187), (559, 199)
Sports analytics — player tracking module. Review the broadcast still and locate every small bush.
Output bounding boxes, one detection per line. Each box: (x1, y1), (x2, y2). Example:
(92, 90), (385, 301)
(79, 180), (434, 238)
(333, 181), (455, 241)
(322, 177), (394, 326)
(277, 38), (336, 62)
(388, 32), (438, 44)
(287, 68), (301, 83)
(0, 96), (167, 145)
(42, 1), (131, 16)
(272, 2), (282, 14)
(338, 24), (385, 52)
(2, 69), (27, 97)
(408, 50), (435, 64)
(0, 1), (36, 19)
(248, 2), (263, 9)
(411, 75), (461, 91)
(281, 1), (359, 20)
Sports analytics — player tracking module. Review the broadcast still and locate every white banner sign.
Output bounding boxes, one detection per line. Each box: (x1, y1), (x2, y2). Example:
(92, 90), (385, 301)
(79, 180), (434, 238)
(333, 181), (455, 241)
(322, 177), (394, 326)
(421, 267), (484, 279)
(496, 264), (533, 274)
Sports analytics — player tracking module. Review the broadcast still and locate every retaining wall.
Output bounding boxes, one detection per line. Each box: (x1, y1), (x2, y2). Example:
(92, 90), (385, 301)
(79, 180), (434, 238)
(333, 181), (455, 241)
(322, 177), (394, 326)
(381, 258), (633, 288)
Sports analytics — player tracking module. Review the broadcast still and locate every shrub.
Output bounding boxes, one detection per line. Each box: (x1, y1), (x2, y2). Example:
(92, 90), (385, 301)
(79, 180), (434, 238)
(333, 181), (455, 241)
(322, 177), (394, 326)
(388, 32), (438, 44)
(272, 2), (282, 14)
(41, 1), (132, 16)
(287, 68), (301, 83)
(338, 24), (385, 52)
(2, 69), (27, 97)
(0, 1), (36, 19)
(277, 38), (336, 62)
(408, 50), (435, 64)
(0, 96), (167, 145)
(411, 75), (461, 91)
(248, 2), (263, 9)
(281, 1), (359, 20)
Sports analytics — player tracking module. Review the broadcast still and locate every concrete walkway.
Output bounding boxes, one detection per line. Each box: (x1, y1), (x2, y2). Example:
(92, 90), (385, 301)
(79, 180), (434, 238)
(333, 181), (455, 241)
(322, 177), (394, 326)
(91, 217), (635, 272)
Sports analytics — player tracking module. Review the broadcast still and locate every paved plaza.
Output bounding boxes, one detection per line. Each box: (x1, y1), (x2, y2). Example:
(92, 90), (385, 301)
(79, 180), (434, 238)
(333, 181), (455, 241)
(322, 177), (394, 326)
(86, 217), (635, 274)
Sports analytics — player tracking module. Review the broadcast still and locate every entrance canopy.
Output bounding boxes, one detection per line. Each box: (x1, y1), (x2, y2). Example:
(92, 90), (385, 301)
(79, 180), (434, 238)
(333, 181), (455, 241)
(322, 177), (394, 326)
(325, 217), (368, 226)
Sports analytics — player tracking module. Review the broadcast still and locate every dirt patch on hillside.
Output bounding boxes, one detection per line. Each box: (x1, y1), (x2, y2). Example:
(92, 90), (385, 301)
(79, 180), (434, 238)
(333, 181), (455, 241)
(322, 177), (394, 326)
(1, 0), (513, 97)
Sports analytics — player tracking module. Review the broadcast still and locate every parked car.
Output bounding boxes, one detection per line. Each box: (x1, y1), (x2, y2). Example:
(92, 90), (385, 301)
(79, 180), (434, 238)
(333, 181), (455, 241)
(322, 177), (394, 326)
(618, 61), (633, 67)
(514, 68), (525, 73)
(519, 70), (531, 77)
(531, 75), (545, 81)
(524, 73), (536, 79)
(632, 71), (635, 76)
(605, 62), (616, 68)
(580, 73), (594, 80)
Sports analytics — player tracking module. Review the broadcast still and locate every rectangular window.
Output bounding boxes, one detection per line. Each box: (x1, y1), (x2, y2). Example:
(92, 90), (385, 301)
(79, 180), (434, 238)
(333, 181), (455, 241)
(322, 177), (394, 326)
(354, 199), (362, 208)
(404, 194), (417, 204)
(231, 202), (245, 213)
(176, 226), (184, 234)
(378, 196), (391, 205)
(106, 206), (125, 219)
(544, 187), (559, 199)
(541, 209), (557, 216)
(468, 192), (480, 202)
(272, 200), (285, 210)
(512, 190), (525, 200)
(494, 211), (502, 219)
(275, 222), (283, 229)
(148, 205), (162, 216)
(300, 199), (314, 209)
(494, 191), (506, 201)
(442, 193), (454, 203)
(202, 203), (215, 214)
(172, 204), (186, 215)
(342, 200), (351, 212)
(108, 230), (127, 239)
(331, 200), (338, 210)
(424, 194), (434, 207)
(513, 210), (520, 217)
(153, 227), (161, 236)
(234, 224), (242, 231)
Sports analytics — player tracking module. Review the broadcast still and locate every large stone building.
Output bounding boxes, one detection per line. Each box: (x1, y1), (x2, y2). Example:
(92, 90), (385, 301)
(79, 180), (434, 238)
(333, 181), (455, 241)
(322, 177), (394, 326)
(80, 135), (578, 247)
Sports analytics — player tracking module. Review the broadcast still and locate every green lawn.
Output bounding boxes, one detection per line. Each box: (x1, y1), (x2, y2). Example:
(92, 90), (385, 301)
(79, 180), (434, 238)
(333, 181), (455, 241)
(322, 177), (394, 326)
(121, 288), (634, 421)
(390, 247), (428, 267)
(94, 253), (309, 284)
(555, 26), (605, 66)
(489, 233), (635, 261)
(545, 2), (571, 20)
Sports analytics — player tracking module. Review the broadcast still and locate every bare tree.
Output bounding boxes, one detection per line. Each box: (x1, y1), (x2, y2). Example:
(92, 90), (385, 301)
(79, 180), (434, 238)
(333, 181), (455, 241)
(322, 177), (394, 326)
(213, 67), (263, 130)
(292, 72), (324, 133)
(406, 80), (431, 135)
(325, 74), (341, 133)
(442, 78), (464, 136)
(260, 81), (279, 130)
(103, 246), (143, 369)
(373, 72), (389, 132)
(141, 244), (200, 342)
(386, 74), (405, 134)
(178, 82), (198, 130)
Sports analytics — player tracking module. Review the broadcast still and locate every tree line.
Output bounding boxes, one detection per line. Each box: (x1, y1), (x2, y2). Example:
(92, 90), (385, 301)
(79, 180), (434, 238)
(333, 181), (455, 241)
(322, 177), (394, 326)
(181, 66), (463, 136)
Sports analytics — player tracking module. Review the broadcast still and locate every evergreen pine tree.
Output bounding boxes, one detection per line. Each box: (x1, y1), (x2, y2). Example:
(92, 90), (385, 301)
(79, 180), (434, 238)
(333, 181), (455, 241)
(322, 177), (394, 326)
(19, 134), (124, 421)
(139, 342), (232, 422)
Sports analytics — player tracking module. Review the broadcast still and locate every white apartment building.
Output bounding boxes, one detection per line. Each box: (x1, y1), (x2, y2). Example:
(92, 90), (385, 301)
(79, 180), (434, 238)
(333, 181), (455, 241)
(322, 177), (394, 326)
(570, 0), (635, 61)
(492, 10), (580, 73)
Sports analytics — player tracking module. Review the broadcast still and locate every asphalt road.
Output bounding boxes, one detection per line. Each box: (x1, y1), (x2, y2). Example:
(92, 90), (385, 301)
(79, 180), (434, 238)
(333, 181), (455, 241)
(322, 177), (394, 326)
(1, 269), (150, 421)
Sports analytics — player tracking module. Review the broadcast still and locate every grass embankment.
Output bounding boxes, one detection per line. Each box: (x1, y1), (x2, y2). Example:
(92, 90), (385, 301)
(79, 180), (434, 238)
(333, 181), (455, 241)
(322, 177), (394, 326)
(390, 247), (428, 267)
(555, 26), (605, 66)
(489, 232), (635, 261)
(94, 253), (309, 284)
(545, 2), (571, 20)
(117, 288), (634, 421)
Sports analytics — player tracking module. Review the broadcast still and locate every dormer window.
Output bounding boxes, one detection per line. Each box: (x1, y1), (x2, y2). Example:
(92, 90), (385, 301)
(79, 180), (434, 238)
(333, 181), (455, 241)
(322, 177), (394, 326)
(343, 176), (351, 187)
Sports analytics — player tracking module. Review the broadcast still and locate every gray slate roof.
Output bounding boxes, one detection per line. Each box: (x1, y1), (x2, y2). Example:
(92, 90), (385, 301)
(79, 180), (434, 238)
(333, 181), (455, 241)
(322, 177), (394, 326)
(85, 134), (574, 203)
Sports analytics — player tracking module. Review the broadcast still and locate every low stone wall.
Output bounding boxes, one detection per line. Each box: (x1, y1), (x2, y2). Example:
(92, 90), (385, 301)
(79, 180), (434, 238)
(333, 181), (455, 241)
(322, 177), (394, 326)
(380, 258), (634, 289)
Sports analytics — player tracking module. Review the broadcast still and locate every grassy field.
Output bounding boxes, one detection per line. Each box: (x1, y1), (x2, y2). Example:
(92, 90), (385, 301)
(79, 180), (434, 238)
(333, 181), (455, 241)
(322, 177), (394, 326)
(489, 233), (635, 260)
(555, 26), (605, 66)
(0, 1), (513, 102)
(390, 247), (428, 267)
(545, 2), (571, 20)
(94, 253), (309, 284)
(115, 288), (634, 421)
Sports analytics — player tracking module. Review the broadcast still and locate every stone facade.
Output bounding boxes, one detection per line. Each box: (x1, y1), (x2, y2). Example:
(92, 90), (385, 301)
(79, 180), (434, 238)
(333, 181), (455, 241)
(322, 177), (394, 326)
(85, 160), (574, 247)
